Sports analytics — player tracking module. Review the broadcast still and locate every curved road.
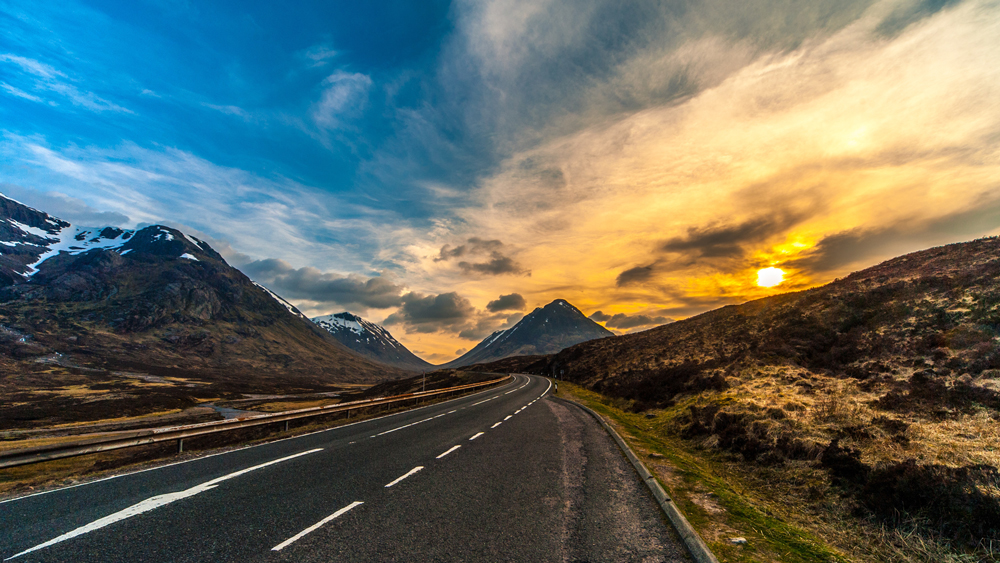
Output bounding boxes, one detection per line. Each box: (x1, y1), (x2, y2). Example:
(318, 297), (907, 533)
(1, 375), (691, 562)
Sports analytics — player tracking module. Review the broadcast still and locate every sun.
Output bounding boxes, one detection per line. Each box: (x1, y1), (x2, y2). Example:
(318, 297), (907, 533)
(756, 267), (785, 287)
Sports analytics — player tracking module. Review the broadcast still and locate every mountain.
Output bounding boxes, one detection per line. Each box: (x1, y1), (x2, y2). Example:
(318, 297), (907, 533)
(312, 312), (431, 371)
(443, 299), (613, 368)
(0, 193), (402, 428)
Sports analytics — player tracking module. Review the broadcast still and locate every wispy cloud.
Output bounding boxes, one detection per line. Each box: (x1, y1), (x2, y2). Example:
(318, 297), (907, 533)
(311, 71), (372, 130)
(0, 53), (132, 113)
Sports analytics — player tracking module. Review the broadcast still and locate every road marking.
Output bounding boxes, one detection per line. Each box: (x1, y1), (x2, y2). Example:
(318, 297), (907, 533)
(471, 396), (499, 406)
(4, 448), (323, 561)
(504, 415), (512, 421)
(504, 389), (517, 394)
(436, 445), (461, 459)
(271, 501), (363, 552)
(448, 410), (457, 414)
(469, 432), (484, 440)
(374, 412), (448, 437)
(491, 422), (502, 429)
(385, 466), (423, 487)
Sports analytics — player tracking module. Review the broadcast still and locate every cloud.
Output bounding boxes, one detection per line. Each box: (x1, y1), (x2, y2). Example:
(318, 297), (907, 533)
(435, 237), (530, 276)
(486, 293), (526, 311)
(303, 44), (339, 66)
(616, 264), (656, 287)
(1, 82), (43, 102)
(455, 347), (468, 355)
(312, 71), (372, 130)
(0, 53), (131, 113)
(383, 292), (476, 332)
(201, 103), (250, 119)
(660, 214), (804, 258)
(0, 183), (130, 225)
(240, 258), (406, 309)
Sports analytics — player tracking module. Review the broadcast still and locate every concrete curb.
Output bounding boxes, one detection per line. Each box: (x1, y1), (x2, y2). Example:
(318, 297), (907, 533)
(554, 395), (720, 563)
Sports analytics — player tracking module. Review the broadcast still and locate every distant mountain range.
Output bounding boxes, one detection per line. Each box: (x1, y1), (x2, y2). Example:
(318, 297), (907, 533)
(0, 193), (394, 391)
(442, 299), (613, 368)
(313, 312), (432, 371)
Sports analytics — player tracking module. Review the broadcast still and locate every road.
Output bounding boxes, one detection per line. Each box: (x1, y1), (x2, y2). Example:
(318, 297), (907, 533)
(1, 374), (692, 562)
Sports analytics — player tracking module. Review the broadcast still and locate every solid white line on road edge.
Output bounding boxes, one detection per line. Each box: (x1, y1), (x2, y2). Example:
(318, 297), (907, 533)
(469, 432), (484, 440)
(4, 448), (324, 561)
(271, 501), (364, 552)
(491, 422), (502, 429)
(504, 415), (512, 421)
(436, 445), (462, 459)
(385, 466), (424, 488)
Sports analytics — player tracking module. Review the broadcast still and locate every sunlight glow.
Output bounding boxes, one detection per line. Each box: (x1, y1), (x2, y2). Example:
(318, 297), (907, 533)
(756, 267), (785, 287)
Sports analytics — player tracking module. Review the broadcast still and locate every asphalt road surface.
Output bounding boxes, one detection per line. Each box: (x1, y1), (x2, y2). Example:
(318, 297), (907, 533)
(1, 374), (692, 562)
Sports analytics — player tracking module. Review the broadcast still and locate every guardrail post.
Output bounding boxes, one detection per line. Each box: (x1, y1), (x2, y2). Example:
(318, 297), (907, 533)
(284, 420), (289, 432)
(178, 438), (184, 453)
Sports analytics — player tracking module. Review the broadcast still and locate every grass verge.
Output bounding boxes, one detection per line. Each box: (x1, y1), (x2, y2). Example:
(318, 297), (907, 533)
(556, 379), (851, 563)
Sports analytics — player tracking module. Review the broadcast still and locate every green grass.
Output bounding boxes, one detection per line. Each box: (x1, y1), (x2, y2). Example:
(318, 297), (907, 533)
(556, 380), (850, 563)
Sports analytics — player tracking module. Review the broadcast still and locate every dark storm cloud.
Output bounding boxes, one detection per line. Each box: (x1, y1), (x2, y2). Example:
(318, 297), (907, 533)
(589, 311), (672, 330)
(383, 292), (476, 333)
(437, 237), (530, 276)
(875, 0), (963, 38)
(241, 258), (404, 309)
(660, 214), (802, 258)
(383, 292), (522, 339)
(792, 199), (1000, 274)
(486, 293), (527, 312)
(616, 263), (656, 287)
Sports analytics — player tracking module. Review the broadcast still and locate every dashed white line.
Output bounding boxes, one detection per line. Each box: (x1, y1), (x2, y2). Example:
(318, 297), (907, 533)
(491, 422), (502, 429)
(448, 410), (457, 414)
(385, 466), (424, 488)
(5, 448), (324, 561)
(436, 445), (462, 459)
(503, 415), (512, 421)
(471, 396), (499, 406)
(271, 501), (364, 552)
(469, 432), (484, 440)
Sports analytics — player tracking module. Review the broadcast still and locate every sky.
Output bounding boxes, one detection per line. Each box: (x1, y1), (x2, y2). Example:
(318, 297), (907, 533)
(1, 0), (999, 363)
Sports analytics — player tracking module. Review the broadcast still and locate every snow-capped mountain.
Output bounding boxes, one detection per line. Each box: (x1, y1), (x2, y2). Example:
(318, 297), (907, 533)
(0, 193), (396, 384)
(442, 299), (613, 368)
(313, 312), (431, 371)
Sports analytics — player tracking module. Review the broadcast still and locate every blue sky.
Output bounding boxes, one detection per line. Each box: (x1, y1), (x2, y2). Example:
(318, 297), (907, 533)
(2, 0), (999, 361)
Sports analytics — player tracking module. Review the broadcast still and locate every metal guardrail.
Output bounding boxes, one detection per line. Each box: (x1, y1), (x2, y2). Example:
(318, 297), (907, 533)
(0, 374), (512, 470)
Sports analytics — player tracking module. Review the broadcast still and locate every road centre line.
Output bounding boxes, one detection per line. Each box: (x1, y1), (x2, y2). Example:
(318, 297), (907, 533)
(436, 445), (462, 459)
(469, 432), (484, 440)
(4, 448), (324, 561)
(471, 396), (499, 406)
(271, 501), (364, 552)
(385, 466), (423, 488)
(504, 415), (512, 421)
(491, 422), (502, 429)
(374, 413), (448, 437)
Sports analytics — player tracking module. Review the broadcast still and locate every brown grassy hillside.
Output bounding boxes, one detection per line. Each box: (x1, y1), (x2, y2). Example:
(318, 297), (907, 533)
(523, 237), (1000, 559)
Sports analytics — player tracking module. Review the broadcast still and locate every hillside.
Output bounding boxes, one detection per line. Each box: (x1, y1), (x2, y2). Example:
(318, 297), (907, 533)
(0, 194), (398, 429)
(313, 312), (431, 371)
(521, 237), (1000, 560)
(443, 299), (612, 368)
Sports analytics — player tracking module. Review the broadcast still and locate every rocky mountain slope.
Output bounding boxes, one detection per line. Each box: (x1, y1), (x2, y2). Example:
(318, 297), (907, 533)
(517, 237), (1000, 557)
(313, 312), (431, 371)
(443, 299), (612, 368)
(0, 194), (399, 428)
